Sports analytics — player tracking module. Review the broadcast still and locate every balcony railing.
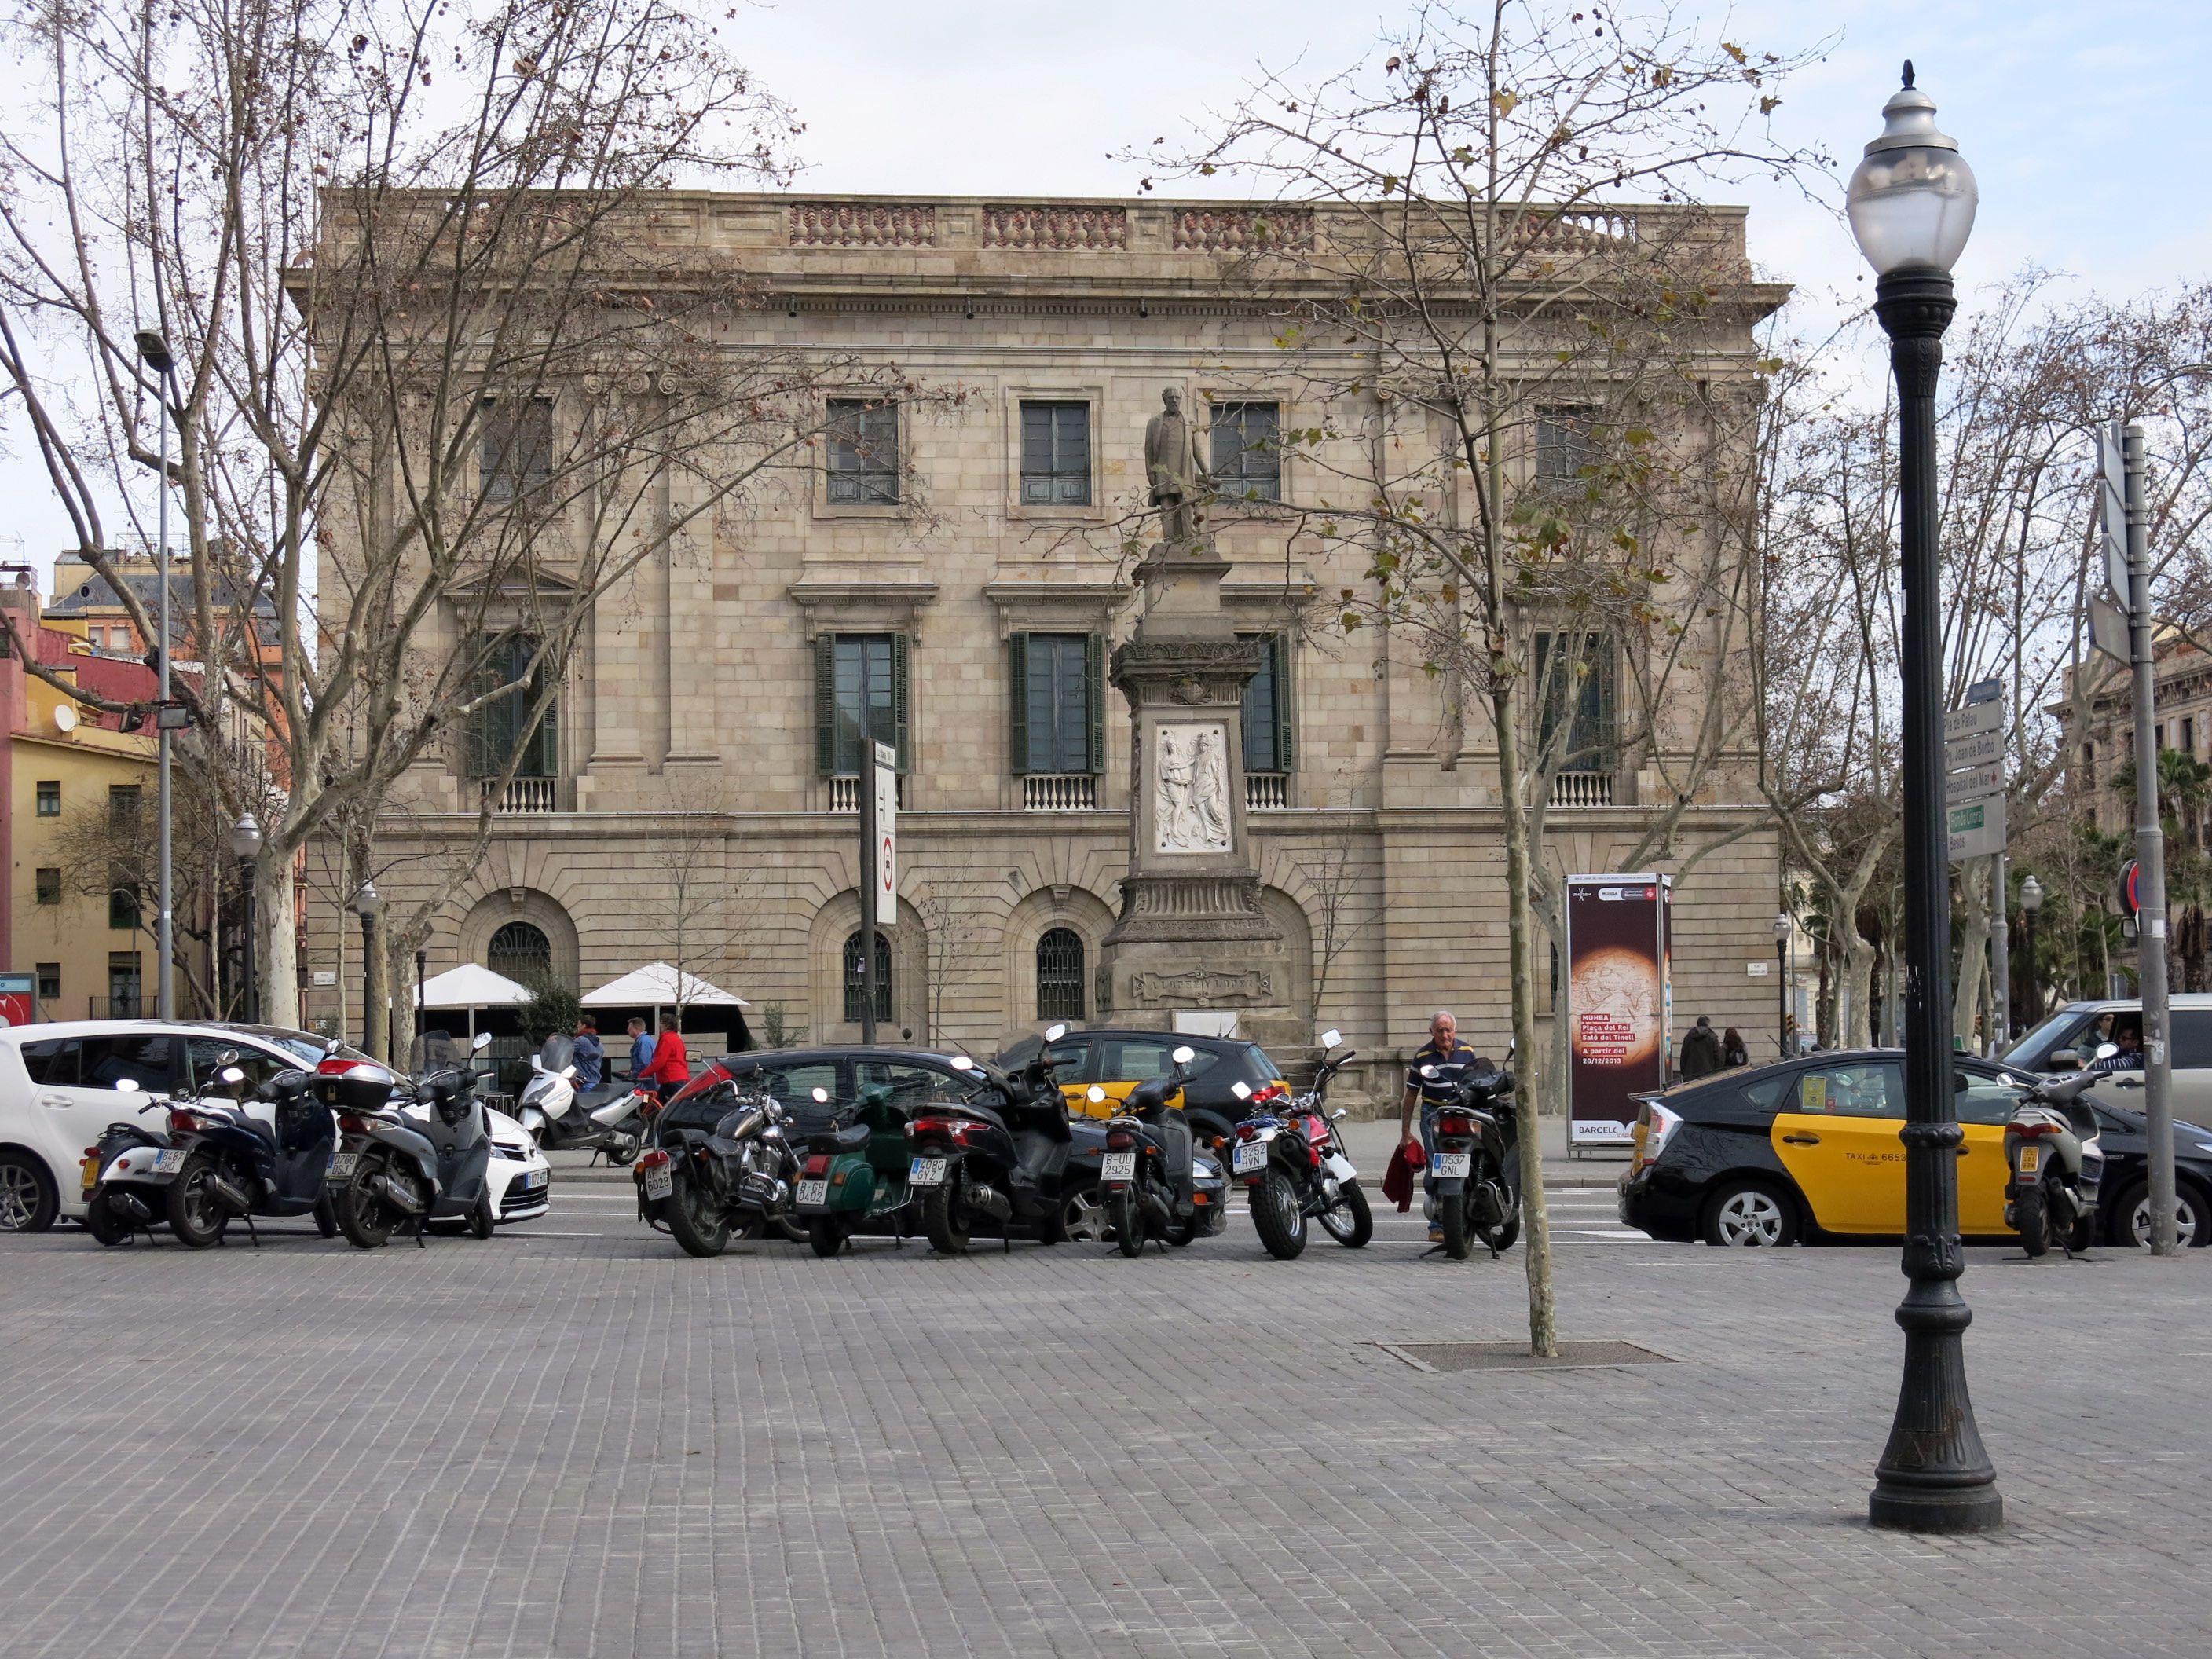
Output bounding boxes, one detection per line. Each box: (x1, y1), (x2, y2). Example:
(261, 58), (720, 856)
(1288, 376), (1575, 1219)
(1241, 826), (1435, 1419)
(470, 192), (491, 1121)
(1023, 773), (1097, 811)
(1246, 772), (1290, 810)
(830, 775), (906, 811)
(1548, 771), (1614, 808)
(484, 776), (559, 813)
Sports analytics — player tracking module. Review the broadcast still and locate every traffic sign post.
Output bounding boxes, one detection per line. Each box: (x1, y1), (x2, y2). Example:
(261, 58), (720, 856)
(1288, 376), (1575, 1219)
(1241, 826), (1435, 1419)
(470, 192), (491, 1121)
(872, 742), (897, 928)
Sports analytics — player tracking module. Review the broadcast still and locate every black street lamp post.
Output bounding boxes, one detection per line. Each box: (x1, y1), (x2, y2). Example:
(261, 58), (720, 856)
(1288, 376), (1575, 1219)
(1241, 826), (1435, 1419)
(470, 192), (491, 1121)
(229, 812), (262, 1024)
(1773, 911), (1790, 1057)
(2018, 875), (2042, 1032)
(1850, 63), (2002, 1533)
(355, 881), (380, 1053)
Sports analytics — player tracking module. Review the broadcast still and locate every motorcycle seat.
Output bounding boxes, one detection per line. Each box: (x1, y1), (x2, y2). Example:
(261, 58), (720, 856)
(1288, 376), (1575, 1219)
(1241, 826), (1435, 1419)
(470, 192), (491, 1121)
(810, 1122), (871, 1155)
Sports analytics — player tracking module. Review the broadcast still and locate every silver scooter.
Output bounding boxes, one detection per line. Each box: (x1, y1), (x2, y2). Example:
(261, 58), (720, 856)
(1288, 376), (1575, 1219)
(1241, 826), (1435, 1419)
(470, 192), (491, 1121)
(2004, 1057), (2106, 1258)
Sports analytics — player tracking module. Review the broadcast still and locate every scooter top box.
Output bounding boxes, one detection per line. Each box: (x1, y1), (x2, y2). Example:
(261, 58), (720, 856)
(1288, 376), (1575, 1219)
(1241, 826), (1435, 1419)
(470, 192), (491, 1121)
(313, 1061), (399, 1115)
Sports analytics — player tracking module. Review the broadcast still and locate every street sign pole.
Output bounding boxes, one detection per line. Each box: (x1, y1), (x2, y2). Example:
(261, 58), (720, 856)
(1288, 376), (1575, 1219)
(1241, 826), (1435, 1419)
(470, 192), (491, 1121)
(858, 668), (879, 1047)
(2121, 418), (2178, 1254)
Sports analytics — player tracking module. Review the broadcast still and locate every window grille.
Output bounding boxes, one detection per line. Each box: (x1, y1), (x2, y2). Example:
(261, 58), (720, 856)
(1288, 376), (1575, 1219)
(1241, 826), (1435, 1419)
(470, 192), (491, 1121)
(1535, 405), (1599, 482)
(1036, 928), (1086, 1021)
(488, 921), (551, 983)
(842, 930), (892, 1024)
(827, 399), (899, 504)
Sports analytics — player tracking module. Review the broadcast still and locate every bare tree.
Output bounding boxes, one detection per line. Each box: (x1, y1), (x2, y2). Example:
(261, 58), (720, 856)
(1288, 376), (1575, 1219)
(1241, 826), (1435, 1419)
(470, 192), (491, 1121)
(910, 877), (1004, 1049)
(1145, 2), (1824, 1354)
(1285, 776), (1384, 1034)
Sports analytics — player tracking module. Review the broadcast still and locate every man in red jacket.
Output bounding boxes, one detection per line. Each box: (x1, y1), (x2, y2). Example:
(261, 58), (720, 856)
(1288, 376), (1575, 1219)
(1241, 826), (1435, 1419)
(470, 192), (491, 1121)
(639, 1026), (691, 1102)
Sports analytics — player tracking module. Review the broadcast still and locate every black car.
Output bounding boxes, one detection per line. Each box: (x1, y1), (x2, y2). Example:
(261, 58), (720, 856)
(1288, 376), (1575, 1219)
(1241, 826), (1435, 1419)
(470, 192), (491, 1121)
(993, 1027), (1292, 1142)
(1617, 1048), (2212, 1247)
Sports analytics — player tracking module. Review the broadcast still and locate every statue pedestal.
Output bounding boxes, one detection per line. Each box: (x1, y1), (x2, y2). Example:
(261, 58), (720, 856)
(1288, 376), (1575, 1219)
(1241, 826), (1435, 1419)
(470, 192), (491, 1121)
(1098, 540), (1299, 1047)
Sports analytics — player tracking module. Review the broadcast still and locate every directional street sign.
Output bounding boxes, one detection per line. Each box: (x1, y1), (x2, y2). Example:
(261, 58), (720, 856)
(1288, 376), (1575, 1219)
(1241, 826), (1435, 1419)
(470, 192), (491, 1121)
(1964, 677), (2002, 705)
(1944, 701), (2003, 742)
(2089, 593), (2132, 666)
(1947, 796), (2008, 862)
(1946, 764), (2005, 802)
(1943, 729), (2004, 771)
(2100, 421), (2130, 599)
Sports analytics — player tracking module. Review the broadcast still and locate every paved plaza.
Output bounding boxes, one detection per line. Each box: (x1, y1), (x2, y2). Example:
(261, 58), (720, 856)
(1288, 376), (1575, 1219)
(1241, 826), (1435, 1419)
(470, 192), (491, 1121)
(1, 1190), (2206, 1658)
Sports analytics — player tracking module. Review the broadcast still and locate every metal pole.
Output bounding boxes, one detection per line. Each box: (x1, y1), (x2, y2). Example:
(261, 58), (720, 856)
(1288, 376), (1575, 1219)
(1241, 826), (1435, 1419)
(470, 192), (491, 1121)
(2125, 419), (2178, 1254)
(416, 950), (427, 1068)
(359, 911), (375, 1051)
(1776, 938), (1787, 1057)
(155, 385), (174, 1020)
(1867, 267), (2001, 1533)
(2021, 906), (2037, 1028)
(238, 858), (257, 1024)
(857, 653), (878, 1046)
(1988, 851), (2008, 1052)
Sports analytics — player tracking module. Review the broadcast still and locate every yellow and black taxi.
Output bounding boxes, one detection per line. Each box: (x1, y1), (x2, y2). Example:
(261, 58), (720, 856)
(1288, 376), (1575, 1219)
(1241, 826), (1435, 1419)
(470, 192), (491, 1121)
(1618, 1049), (2089, 1246)
(994, 1028), (1291, 1141)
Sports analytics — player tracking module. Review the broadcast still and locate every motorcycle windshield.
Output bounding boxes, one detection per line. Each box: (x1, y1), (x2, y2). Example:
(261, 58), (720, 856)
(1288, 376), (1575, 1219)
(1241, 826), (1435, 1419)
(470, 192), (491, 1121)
(539, 1035), (576, 1072)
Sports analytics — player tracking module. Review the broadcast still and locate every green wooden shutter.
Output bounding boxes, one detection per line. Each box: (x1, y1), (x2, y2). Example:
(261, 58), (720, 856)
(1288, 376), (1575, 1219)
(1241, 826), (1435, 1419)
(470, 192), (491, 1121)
(891, 633), (911, 774)
(1009, 632), (1030, 775)
(815, 634), (837, 775)
(1270, 634), (1292, 774)
(1593, 634), (1617, 771)
(533, 664), (559, 777)
(1084, 633), (1104, 775)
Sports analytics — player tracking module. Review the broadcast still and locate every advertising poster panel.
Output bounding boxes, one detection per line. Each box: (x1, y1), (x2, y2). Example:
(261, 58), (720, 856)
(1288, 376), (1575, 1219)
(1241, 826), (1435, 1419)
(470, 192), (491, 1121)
(1564, 875), (1672, 1145)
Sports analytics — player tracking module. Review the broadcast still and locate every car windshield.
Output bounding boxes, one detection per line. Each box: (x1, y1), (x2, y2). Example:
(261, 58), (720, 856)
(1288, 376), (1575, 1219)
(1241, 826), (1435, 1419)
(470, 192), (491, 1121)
(2000, 1009), (2094, 1067)
(259, 1030), (375, 1068)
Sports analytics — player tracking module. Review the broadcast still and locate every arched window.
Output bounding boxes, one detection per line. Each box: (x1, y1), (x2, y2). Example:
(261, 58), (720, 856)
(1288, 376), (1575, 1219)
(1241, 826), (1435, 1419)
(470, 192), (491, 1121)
(841, 930), (892, 1024)
(1035, 928), (1085, 1021)
(488, 921), (551, 983)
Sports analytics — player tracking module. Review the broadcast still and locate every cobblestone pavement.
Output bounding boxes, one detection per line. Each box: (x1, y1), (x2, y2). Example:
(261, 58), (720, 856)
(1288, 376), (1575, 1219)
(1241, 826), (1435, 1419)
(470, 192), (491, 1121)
(1, 1197), (2205, 1658)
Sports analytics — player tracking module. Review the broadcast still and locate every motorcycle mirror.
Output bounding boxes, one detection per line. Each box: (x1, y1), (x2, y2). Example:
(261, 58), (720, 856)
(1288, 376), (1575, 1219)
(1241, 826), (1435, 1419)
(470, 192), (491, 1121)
(220, 1066), (245, 1085)
(114, 1077), (141, 1093)
(1231, 1080), (1251, 1100)
(217, 1048), (238, 1065)
(1086, 1085), (1107, 1104)
(1170, 1046), (1195, 1065)
(2096, 1042), (2119, 1060)
(472, 1031), (494, 1052)
(1331, 1108), (1348, 1121)
(1044, 1023), (1068, 1042)
(1319, 1028), (1342, 1048)
(529, 1055), (544, 1073)
(950, 1056), (980, 1072)
(1419, 1064), (1438, 1079)
(811, 1086), (830, 1104)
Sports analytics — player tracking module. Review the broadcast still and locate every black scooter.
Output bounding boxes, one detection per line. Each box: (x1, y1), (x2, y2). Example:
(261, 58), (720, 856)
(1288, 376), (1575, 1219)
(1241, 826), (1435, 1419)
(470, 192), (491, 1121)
(1099, 1046), (1212, 1257)
(1419, 1056), (1522, 1261)
(905, 1030), (1097, 1254)
(324, 1032), (499, 1248)
(159, 1064), (339, 1248)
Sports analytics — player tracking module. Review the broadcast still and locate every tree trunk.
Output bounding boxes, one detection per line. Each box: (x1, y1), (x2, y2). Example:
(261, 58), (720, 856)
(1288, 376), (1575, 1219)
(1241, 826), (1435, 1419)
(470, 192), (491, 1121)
(1954, 873), (1990, 1052)
(1492, 681), (1557, 1360)
(364, 914), (390, 1063)
(260, 866), (301, 1029)
(1838, 934), (1875, 1048)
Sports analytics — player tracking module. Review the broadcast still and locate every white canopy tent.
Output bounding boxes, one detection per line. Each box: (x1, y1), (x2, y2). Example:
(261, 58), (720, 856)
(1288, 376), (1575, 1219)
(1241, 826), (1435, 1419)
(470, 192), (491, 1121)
(414, 963), (534, 1038)
(581, 962), (749, 1023)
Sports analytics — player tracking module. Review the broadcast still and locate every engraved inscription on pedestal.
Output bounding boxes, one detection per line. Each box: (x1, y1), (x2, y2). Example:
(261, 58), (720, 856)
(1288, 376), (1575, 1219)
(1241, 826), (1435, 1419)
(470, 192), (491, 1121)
(1154, 723), (1232, 855)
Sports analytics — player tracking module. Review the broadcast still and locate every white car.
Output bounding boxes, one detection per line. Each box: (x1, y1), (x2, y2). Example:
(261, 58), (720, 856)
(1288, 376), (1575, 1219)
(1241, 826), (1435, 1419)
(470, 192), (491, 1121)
(0, 1020), (550, 1232)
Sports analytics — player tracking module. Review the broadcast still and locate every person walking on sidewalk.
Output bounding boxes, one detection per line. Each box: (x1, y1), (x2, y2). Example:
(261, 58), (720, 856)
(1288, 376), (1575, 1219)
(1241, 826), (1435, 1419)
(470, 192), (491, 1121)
(639, 1024), (692, 1103)
(625, 1017), (654, 1082)
(1721, 1027), (1749, 1069)
(1679, 1016), (1724, 1081)
(1399, 1010), (1481, 1245)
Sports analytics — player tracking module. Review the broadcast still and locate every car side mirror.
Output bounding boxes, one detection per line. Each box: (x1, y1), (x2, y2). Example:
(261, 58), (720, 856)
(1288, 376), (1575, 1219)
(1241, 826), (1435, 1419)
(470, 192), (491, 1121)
(1954, 1074), (1968, 1093)
(2045, 1051), (2081, 1072)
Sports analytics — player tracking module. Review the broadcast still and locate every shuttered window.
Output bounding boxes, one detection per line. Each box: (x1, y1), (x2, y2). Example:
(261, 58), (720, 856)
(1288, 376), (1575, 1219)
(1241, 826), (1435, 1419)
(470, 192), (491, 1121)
(815, 633), (911, 775)
(1239, 632), (1291, 775)
(1535, 405), (1598, 483)
(468, 634), (558, 779)
(1010, 632), (1101, 775)
(1210, 401), (1282, 502)
(1533, 631), (1616, 773)
(1020, 401), (1091, 506)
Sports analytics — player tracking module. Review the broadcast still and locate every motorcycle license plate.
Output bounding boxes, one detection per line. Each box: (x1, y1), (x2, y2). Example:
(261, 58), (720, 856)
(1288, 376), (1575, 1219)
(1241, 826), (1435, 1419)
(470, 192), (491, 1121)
(153, 1149), (189, 1174)
(798, 1179), (830, 1207)
(910, 1157), (947, 1187)
(2016, 1144), (2042, 1175)
(1102, 1152), (1137, 1182)
(1232, 1141), (1268, 1174)
(326, 1152), (357, 1180)
(643, 1167), (673, 1201)
(1432, 1152), (1473, 1179)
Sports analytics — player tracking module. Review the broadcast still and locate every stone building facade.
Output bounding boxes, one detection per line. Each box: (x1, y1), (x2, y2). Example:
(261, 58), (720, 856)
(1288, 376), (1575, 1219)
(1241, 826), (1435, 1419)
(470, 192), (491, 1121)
(309, 192), (1785, 1095)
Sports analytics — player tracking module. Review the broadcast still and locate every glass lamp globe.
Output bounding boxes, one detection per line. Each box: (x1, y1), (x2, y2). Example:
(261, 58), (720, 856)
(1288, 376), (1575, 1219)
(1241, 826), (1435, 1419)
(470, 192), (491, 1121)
(2019, 874), (2043, 914)
(1847, 63), (1978, 276)
(354, 879), (380, 919)
(229, 811), (262, 862)
(1774, 912), (1791, 944)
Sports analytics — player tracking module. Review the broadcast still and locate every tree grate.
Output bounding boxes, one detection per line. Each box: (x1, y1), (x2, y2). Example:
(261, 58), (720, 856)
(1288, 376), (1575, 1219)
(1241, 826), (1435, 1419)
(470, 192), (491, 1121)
(1377, 1340), (1672, 1373)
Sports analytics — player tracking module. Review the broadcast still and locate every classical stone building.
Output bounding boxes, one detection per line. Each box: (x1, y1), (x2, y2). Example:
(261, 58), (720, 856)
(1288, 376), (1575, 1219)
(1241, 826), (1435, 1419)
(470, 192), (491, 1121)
(309, 192), (1785, 1094)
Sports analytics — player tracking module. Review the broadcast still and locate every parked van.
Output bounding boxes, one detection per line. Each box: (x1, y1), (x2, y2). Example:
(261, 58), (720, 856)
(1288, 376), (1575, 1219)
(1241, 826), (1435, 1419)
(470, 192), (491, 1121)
(1999, 996), (2212, 1120)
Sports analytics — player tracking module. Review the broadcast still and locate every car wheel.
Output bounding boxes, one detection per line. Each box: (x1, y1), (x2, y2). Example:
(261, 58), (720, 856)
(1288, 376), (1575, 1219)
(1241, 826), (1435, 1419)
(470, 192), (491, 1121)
(0, 1152), (57, 1233)
(2112, 1178), (2210, 1248)
(1060, 1185), (1108, 1243)
(1701, 1178), (1800, 1247)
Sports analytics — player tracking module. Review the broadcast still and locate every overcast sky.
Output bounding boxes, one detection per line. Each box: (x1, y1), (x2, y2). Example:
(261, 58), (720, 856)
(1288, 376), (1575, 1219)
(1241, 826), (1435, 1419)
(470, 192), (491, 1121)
(3, 0), (2207, 583)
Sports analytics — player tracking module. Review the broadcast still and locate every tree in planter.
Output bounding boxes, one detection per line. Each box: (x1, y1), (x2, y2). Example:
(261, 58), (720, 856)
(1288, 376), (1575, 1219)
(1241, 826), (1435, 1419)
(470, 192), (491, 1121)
(1144, 5), (1824, 1354)
(517, 979), (584, 1047)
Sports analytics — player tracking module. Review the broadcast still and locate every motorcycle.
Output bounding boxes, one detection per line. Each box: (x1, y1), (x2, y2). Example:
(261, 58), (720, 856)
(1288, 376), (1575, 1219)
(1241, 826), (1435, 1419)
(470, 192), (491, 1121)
(513, 1035), (646, 1163)
(904, 1026), (1102, 1254)
(2004, 1062), (2104, 1258)
(634, 1079), (803, 1258)
(79, 1080), (180, 1244)
(1229, 1029), (1372, 1260)
(323, 1032), (502, 1249)
(793, 1082), (919, 1257)
(151, 1062), (339, 1248)
(1097, 1046), (1229, 1258)
(1419, 1056), (1522, 1261)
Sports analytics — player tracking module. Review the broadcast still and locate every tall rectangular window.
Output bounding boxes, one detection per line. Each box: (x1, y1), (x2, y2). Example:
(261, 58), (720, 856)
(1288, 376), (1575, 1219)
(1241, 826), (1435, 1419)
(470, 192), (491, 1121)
(815, 633), (910, 775)
(35, 964), (60, 1003)
(108, 783), (141, 827)
(1020, 401), (1091, 506)
(467, 634), (558, 778)
(1210, 401), (1282, 503)
(481, 397), (554, 504)
(1533, 631), (1617, 773)
(1240, 633), (1292, 775)
(1010, 633), (1101, 775)
(1535, 405), (1598, 482)
(108, 868), (141, 932)
(108, 951), (141, 1016)
(35, 781), (59, 817)
(35, 868), (60, 905)
(826, 398), (899, 504)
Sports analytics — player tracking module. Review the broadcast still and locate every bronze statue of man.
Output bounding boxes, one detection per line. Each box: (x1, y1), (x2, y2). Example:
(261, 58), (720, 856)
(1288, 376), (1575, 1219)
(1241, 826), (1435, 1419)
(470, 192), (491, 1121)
(1143, 387), (1213, 547)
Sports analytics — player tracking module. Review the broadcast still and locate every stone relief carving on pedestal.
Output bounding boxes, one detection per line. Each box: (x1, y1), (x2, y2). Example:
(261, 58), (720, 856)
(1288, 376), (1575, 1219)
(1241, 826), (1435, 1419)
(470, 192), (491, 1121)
(1155, 723), (1232, 855)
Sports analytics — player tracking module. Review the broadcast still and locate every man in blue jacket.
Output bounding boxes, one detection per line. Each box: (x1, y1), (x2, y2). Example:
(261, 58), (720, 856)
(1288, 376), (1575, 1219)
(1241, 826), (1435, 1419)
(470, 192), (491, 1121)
(571, 1016), (605, 1092)
(627, 1016), (654, 1081)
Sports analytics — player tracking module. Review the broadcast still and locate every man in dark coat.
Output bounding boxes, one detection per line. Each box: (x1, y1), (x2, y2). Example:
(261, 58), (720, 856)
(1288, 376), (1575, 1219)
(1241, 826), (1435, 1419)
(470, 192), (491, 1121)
(1679, 1016), (1725, 1081)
